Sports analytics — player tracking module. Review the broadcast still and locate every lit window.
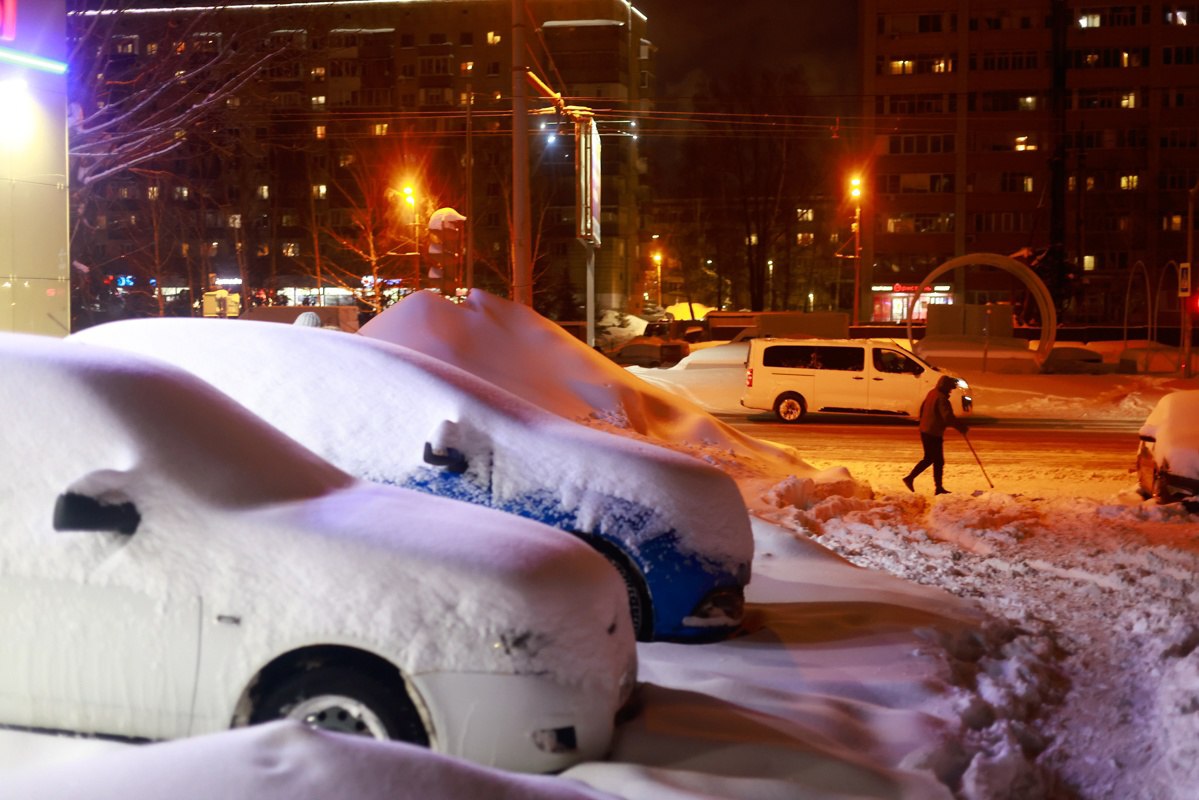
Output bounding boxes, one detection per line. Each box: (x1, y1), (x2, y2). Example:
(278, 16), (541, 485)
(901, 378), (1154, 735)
(180, 243), (190, 257)
(1121, 91), (1137, 109)
(1168, 10), (1188, 25)
(932, 59), (949, 73)
(796, 208), (814, 222)
(311, 66), (326, 81)
(461, 61), (474, 74)
(257, 243), (270, 257)
(1165, 214), (1183, 231)
(889, 59), (913, 75)
(207, 241), (219, 257)
(146, 43), (159, 56)
(257, 185), (270, 200)
(1014, 135), (1037, 151)
(228, 214), (242, 229)
(282, 242), (300, 257)
(338, 152), (356, 167)
(373, 123), (389, 136)
(311, 95), (326, 108)
(226, 96), (241, 109)
(1083, 255), (1096, 271)
(147, 186), (160, 201)
(315, 124), (326, 139)
(487, 31), (502, 45)
(1077, 13), (1100, 27)
(1018, 96), (1037, 111)
(311, 184), (327, 199)
(1120, 174), (1139, 190)
(173, 186), (189, 200)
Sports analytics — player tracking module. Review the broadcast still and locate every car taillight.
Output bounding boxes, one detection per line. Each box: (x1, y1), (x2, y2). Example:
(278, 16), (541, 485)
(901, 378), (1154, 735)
(746, 367), (753, 387)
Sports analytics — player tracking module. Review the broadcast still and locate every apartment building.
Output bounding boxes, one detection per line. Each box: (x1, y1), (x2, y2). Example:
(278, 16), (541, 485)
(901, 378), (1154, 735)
(68, 0), (651, 321)
(861, 0), (1199, 324)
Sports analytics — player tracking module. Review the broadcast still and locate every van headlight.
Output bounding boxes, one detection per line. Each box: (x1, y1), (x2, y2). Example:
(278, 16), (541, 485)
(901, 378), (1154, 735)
(956, 378), (969, 391)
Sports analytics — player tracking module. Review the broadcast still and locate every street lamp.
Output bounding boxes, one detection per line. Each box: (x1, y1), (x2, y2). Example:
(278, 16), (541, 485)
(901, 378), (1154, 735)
(849, 175), (863, 326)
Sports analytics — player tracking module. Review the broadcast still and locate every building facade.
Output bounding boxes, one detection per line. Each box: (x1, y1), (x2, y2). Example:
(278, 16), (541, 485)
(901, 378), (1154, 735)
(861, 0), (1199, 324)
(68, 0), (651, 324)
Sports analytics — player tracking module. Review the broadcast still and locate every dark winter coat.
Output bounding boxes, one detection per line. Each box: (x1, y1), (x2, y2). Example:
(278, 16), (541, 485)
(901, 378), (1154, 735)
(918, 376), (965, 437)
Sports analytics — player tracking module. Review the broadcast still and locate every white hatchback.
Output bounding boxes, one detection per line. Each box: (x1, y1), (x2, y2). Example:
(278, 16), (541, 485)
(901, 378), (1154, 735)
(0, 332), (635, 773)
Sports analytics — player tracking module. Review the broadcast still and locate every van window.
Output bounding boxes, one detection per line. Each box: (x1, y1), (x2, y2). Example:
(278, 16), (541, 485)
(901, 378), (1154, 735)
(874, 349), (924, 375)
(762, 344), (863, 371)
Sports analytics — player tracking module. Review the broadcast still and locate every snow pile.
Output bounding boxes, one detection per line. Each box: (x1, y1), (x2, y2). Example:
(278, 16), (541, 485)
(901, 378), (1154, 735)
(4, 722), (616, 800)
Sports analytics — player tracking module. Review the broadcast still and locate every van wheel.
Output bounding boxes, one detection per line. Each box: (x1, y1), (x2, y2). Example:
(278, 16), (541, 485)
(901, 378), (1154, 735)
(773, 393), (807, 423)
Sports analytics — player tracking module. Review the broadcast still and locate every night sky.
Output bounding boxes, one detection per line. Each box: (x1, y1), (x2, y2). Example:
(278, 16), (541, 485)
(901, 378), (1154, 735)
(630, 0), (860, 101)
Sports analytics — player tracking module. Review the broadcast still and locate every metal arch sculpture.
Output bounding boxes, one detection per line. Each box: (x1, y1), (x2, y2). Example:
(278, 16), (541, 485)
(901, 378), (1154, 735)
(1122, 260), (1155, 349)
(903, 252), (1058, 363)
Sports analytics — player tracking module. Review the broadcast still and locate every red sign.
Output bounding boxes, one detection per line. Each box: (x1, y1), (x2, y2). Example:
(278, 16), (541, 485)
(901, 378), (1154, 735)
(0, 0), (14, 42)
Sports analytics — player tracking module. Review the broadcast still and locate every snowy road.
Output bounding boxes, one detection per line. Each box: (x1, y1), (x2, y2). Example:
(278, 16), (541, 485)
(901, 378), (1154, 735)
(726, 419), (1140, 495)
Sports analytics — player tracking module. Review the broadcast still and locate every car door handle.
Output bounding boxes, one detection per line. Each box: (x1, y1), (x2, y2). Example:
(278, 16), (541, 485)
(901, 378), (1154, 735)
(872, 377), (884, 381)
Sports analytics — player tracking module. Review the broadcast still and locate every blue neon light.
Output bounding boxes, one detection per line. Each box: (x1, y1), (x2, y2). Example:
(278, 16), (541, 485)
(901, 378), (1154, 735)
(0, 46), (68, 75)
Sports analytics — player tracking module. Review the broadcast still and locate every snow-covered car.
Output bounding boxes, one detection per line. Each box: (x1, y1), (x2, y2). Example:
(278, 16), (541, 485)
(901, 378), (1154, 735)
(1136, 390), (1199, 503)
(71, 318), (754, 643)
(0, 332), (635, 773)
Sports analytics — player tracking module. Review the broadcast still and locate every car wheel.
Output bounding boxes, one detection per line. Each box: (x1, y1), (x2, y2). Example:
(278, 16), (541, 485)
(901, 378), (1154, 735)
(773, 392), (807, 423)
(580, 535), (654, 641)
(251, 665), (428, 744)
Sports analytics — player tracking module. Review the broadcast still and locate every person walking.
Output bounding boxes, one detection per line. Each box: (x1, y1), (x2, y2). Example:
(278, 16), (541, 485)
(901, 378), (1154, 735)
(903, 374), (967, 495)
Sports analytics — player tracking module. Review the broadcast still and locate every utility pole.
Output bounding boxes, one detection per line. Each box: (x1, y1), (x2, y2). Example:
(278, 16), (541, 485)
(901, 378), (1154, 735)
(1184, 181), (1196, 377)
(510, 0), (532, 306)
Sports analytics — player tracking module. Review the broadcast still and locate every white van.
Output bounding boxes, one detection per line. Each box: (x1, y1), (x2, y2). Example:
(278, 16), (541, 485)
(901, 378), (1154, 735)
(741, 338), (973, 422)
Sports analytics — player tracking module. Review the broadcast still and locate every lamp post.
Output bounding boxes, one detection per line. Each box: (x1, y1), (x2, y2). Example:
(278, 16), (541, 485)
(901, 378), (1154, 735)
(1184, 179), (1196, 377)
(653, 251), (663, 308)
(402, 184), (420, 288)
(849, 175), (863, 326)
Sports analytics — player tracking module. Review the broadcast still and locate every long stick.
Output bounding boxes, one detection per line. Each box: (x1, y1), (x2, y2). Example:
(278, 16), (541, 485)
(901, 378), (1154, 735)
(962, 432), (994, 488)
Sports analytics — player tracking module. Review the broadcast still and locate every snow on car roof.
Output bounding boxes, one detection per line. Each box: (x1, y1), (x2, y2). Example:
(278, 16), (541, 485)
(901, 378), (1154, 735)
(70, 317), (751, 568)
(359, 290), (812, 481)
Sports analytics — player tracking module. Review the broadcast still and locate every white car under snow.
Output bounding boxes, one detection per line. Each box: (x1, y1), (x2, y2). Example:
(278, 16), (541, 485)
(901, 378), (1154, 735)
(70, 318), (754, 643)
(1136, 389), (1199, 503)
(0, 332), (635, 773)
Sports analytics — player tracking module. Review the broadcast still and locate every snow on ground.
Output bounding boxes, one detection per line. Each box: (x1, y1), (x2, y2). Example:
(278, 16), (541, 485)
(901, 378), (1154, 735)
(5, 291), (1199, 799)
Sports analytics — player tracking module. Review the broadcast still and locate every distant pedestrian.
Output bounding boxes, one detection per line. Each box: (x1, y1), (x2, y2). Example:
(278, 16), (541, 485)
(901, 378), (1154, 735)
(903, 375), (968, 495)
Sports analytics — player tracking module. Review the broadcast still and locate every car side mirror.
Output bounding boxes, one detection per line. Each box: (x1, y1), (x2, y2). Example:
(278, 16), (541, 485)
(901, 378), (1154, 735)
(53, 492), (141, 535)
(423, 442), (468, 474)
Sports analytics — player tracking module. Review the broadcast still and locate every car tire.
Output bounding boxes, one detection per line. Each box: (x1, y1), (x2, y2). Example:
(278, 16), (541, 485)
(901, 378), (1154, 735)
(251, 665), (428, 744)
(581, 535), (654, 641)
(773, 392), (807, 423)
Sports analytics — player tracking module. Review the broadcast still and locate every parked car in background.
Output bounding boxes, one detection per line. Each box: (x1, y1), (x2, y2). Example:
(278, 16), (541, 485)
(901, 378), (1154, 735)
(610, 335), (691, 368)
(71, 319), (754, 643)
(1136, 390), (1199, 504)
(741, 338), (972, 422)
(1, 332), (635, 773)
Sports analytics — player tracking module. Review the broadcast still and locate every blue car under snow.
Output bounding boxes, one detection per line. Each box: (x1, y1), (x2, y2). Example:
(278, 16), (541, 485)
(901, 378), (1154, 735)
(71, 319), (755, 642)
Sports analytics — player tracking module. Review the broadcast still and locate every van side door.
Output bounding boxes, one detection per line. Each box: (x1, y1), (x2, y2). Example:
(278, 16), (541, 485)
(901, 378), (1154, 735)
(810, 345), (867, 413)
(868, 347), (927, 416)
